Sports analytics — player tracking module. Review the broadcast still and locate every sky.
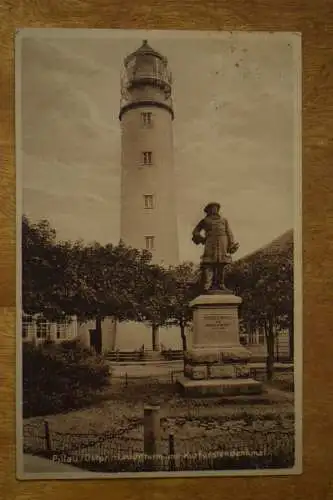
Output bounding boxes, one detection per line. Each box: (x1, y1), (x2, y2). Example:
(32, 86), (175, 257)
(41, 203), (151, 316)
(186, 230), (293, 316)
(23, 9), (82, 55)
(17, 29), (301, 262)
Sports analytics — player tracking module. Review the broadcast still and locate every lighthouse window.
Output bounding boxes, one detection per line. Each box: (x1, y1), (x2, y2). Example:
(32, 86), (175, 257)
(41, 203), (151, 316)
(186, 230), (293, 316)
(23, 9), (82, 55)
(141, 112), (152, 127)
(142, 151), (153, 165)
(145, 236), (155, 250)
(144, 194), (154, 209)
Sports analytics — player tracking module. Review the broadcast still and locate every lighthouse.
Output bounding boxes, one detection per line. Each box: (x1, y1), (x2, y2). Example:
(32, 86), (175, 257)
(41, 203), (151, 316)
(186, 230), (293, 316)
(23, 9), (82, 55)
(119, 40), (179, 266)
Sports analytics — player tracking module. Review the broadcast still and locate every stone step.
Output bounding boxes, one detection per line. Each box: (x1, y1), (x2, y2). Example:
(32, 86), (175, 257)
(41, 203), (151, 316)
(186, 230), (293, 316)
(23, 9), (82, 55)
(177, 375), (263, 397)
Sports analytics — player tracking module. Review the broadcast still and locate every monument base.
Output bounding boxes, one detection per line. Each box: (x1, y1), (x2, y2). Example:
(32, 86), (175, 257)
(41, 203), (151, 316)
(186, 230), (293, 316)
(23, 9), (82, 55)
(178, 292), (263, 398)
(177, 376), (263, 397)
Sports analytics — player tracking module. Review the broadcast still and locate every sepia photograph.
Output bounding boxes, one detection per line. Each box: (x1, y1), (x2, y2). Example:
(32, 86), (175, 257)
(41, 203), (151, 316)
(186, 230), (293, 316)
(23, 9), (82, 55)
(15, 28), (302, 479)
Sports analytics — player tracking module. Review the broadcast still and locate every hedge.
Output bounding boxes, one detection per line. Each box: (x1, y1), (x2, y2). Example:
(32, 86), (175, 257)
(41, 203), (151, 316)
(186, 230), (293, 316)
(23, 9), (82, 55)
(23, 340), (110, 417)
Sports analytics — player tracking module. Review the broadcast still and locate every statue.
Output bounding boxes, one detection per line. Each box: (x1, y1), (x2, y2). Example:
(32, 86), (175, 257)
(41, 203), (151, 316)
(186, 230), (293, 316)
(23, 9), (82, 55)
(192, 202), (239, 293)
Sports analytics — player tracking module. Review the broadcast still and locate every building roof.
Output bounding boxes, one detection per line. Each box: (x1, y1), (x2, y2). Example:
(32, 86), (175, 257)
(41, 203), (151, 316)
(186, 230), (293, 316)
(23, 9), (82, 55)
(237, 229), (293, 263)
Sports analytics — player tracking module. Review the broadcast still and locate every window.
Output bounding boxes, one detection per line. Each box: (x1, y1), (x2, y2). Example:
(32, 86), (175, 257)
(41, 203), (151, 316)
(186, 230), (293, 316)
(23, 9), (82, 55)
(145, 236), (155, 250)
(141, 112), (152, 127)
(258, 333), (265, 345)
(144, 194), (154, 209)
(22, 323), (28, 338)
(22, 315), (32, 338)
(142, 151), (153, 165)
(36, 320), (50, 339)
(256, 326), (265, 345)
(56, 321), (70, 340)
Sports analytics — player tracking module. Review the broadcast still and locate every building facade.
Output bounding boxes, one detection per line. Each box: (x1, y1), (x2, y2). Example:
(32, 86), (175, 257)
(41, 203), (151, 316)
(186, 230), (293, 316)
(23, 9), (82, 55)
(22, 314), (116, 354)
(22, 314), (78, 344)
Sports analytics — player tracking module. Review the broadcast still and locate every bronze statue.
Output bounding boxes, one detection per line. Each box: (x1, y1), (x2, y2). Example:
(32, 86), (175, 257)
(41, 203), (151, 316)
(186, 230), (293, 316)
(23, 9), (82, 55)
(192, 202), (239, 292)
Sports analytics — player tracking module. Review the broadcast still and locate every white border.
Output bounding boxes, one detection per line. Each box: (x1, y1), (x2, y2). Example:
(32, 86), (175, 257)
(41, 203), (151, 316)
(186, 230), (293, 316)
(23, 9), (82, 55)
(15, 28), (302, 480)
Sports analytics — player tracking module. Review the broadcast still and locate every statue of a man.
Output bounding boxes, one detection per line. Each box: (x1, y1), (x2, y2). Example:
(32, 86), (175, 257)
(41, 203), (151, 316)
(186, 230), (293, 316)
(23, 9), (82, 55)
(192, 202), (239, 292)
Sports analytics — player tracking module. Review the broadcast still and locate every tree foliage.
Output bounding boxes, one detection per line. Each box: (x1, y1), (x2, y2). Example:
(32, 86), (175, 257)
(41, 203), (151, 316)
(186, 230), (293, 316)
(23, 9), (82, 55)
(22, 215), (294, 368)
(226, 233), (294, 377)
(168, 262), (201, 351)
(22, 216), (65, 320)
(22, 216), (152, 323)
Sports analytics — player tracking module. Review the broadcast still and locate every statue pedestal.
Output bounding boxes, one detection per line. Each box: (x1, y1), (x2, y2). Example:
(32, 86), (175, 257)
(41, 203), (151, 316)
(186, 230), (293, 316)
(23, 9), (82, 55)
(177, 293), (262, 397)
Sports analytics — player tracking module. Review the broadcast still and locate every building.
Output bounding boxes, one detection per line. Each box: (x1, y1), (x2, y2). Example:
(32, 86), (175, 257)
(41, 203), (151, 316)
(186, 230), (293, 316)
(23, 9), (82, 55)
(113, 40), (182, 354)
(22, 313), (116, 354)
(22, 314), (78, 344)
(119, 40), (179, 265)
(240, 329), (291, 360)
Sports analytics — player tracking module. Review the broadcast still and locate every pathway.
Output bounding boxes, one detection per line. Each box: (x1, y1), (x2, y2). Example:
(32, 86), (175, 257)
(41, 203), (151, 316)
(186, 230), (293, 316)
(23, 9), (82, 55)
(23, 454), (84, 474)
(265, 385), (295, 403)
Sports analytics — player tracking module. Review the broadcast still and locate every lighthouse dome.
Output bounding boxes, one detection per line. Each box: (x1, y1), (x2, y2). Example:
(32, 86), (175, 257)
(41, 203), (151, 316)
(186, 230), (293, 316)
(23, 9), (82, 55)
(125, 39), (166, 64)
(122, 40), (172, 93)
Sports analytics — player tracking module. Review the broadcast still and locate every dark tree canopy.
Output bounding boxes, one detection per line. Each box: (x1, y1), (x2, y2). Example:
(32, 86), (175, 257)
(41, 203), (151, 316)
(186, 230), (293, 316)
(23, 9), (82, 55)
(22, 216), (153, 323)
(226, 230), (294, 375)
(22, 216), (294, 366)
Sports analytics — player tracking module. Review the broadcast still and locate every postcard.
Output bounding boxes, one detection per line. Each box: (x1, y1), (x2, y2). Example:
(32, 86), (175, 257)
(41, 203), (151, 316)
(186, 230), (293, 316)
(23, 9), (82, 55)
(16, 28), (302, 479)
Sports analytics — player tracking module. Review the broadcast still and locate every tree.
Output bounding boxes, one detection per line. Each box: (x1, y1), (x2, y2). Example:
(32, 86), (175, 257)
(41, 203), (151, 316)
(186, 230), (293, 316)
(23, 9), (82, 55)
(132, 264), (174, 351)
(22, 215), (67, 320)
(168, 262), (200, 352)
(22, 216), (154, 352)
(226, 236), (294, 380)
(63, 240), (153, 353)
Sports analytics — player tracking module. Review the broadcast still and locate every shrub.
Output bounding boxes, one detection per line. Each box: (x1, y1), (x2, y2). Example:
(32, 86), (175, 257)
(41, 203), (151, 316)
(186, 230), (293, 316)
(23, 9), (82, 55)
(23, 340), (110, 417)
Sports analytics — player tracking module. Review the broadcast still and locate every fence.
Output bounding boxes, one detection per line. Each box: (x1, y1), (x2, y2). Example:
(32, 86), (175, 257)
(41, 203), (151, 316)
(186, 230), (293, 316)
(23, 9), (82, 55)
(106, 348), (292, 364)
(115, 365), (294, 388)
(106, 349), (184, 362)
(24, 406), (295, 472)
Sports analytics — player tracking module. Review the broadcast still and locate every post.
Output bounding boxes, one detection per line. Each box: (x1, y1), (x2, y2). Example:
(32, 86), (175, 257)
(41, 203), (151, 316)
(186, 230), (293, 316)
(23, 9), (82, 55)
(168, 433), (176, 471)
(125, 372), (128, 387)
(44, 420), (51, 453)
(144, 404), (160, 470)
(111, 318), (117, 351)
(276, 334), (280, 362)
(152, 325), (160, 352)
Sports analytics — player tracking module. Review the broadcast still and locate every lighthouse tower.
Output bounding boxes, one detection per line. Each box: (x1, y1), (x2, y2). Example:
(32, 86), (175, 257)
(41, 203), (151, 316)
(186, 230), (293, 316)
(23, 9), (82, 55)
(119, 40), (179, 266)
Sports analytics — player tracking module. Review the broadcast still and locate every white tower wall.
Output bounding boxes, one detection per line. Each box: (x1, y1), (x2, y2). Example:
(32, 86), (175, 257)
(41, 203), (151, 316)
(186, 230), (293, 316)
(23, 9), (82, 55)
(120, 103), (178, 265)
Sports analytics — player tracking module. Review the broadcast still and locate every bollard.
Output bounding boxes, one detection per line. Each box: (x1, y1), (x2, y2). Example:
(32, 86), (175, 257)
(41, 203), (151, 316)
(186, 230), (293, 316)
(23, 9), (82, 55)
(168, 433), (176, 471)
(143, 404), (160, 470)
(44, 420), (51, 453)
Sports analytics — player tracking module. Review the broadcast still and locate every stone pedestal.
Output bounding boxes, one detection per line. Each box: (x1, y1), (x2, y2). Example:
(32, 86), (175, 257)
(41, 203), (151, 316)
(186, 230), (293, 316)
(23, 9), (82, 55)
(177, 293), (262, 397)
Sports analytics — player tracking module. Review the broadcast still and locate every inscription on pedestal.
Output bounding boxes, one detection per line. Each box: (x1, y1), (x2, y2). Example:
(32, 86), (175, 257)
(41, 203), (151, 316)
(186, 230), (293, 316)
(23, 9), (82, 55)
(203, 312), (234, 330)
(193, 308), (239, 346)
